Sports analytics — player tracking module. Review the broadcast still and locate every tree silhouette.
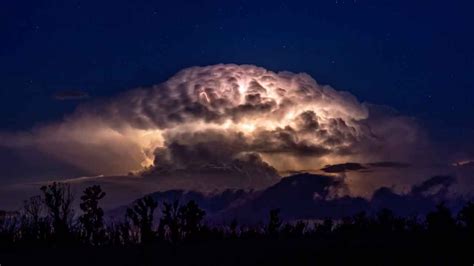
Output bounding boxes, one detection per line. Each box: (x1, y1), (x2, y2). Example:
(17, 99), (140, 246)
(426, 203), (456, 234)
(266, 208), (282, 236)
(317, 218), (334, 234)
(20, 195), (49, 242)
(126, 195), (157, 244)
(158, 200), (181, 243)
(79, 185), (106, 245)
(22, 196), (43, 225)
(458, 201), (474, 235)
(158, 200), (206, 242)
(375, 208), (400, 232)
(2, 184), (474, 265)
(40, 182), (74, 242)
(281, 220), (306, 237)
(229, 218), (239, 237)
(0, 210), (17, 246)
(178, 200), (206, 239)
(352, 211), (370, 232)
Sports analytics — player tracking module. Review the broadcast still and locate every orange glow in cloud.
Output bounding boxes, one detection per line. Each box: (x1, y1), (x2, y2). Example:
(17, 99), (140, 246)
(0, 64), (423, 178)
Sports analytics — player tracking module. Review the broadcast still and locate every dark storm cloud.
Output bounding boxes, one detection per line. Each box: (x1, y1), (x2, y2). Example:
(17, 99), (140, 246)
(370, 175), (458, 217)
(295, 111), (319, 131)
(320, 161), (411, 173)
(53, 90), (89, 100)
(206, 173), (464, 223)
(410, 175), (455, 196)
(249, 127), (331, 157)
(151, 130), (250, 169)
(320, 163), (366, 173)
(140, 129), (280, 189)
(367, 161), (412, 168)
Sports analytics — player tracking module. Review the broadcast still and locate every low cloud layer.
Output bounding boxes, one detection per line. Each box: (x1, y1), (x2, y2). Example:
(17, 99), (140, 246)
(320, 161), (412, 173)
(106, 173), (464, 224)
(53, 90), (89, 100)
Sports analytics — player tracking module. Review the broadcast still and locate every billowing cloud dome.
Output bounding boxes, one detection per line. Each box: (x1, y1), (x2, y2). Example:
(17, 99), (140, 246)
(1, 64), (423, 187)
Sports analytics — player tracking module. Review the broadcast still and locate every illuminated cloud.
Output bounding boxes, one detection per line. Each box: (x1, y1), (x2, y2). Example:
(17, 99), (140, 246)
(0, 64), (429, 191)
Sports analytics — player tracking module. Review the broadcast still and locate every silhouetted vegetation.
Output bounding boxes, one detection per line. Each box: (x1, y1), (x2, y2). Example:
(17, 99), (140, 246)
(79, 185), (106, 245)
(0, 183), (473, 265)
(126, 195), (158, 244)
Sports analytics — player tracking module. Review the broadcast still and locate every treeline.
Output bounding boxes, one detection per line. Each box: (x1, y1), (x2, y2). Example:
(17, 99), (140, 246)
(1, 182), (473, 265)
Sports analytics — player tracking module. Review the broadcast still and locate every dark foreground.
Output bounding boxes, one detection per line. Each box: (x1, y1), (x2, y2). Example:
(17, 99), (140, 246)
(1, 235), (472, 266)
(1, 183), (473, 265)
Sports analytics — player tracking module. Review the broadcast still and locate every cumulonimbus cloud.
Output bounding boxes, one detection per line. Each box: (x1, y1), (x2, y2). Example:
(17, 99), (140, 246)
(0, 64), (428, 189)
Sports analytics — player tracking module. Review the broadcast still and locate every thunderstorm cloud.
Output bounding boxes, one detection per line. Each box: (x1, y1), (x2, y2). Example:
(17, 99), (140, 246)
(0, 64), (434, 195)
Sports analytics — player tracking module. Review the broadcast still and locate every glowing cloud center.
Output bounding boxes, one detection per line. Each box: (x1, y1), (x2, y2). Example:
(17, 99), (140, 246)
(6, 64), (416, 177)
(117, 64), (370, 172)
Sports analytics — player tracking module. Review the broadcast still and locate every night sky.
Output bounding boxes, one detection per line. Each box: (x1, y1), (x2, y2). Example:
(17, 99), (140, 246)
(3, 3), (474, 262)
(1, 1), (474, 209)
(2, 1), (473, 139)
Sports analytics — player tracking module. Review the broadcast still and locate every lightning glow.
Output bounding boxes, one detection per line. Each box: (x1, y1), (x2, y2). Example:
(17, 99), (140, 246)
(0, 64), (421, 182)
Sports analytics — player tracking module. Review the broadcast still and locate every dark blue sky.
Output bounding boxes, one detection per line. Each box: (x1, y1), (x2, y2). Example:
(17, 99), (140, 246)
(1, 0), (473, 143)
